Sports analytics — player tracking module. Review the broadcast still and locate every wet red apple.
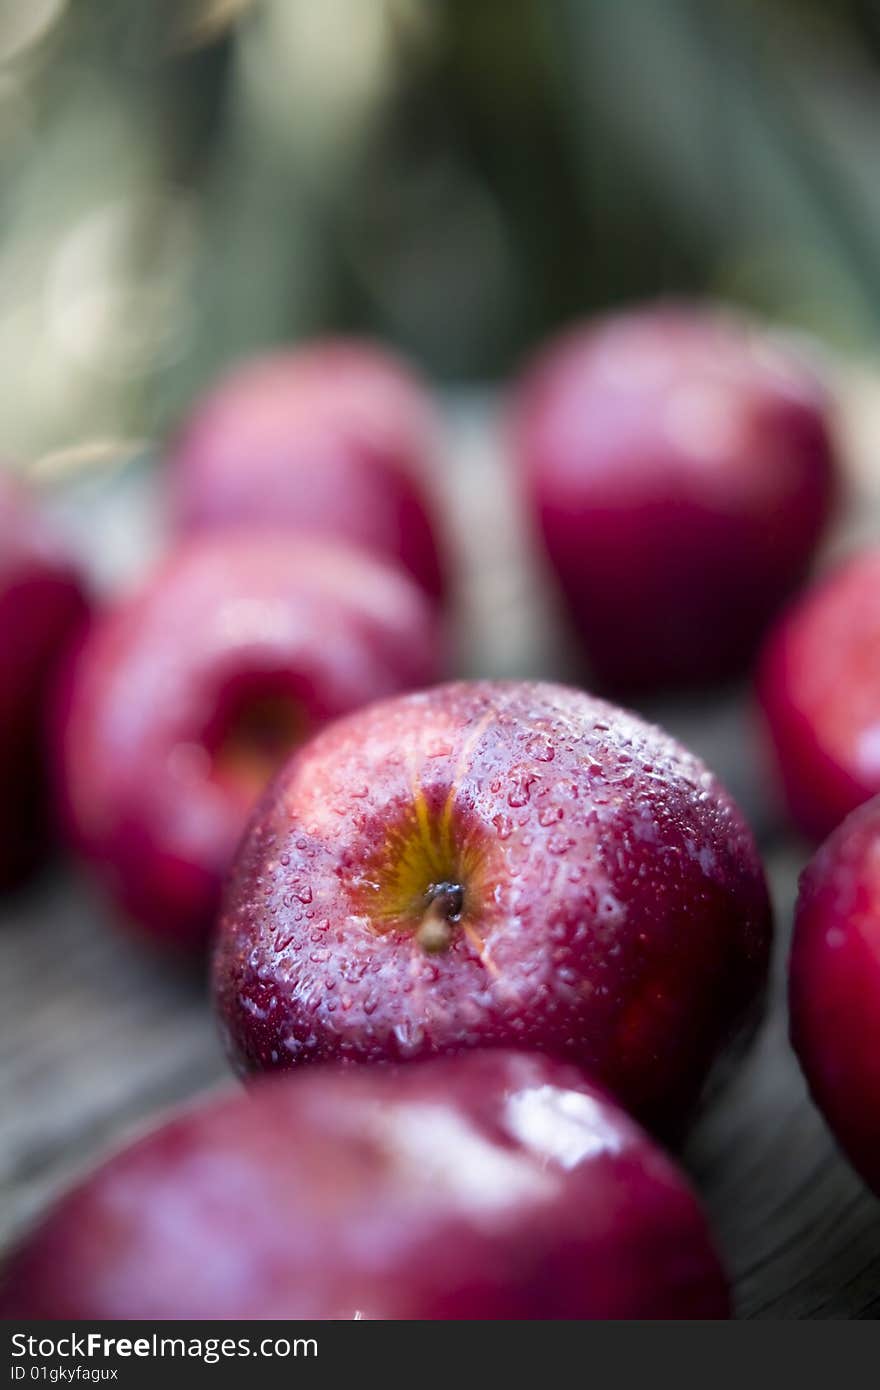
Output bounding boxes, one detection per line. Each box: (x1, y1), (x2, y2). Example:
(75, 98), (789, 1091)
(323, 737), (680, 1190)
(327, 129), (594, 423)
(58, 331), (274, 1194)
(0, 1050), (730, 1319)
(0, 477), (89, 889)
(214, 680), (771, 1135)
(55, 533), (440, 951)
(790, 796), (880, 1193)
(513, 304), (837, 692)
(758, 549), (880, 842)
(168, 338), (447, 602)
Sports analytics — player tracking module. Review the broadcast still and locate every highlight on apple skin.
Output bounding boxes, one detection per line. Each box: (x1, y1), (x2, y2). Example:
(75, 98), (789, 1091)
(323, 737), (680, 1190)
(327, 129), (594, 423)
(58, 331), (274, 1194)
(0, 1050), (730, 1320)
(0, 477), (90, 889)
(758, 549), (880, 843)
(213, 680), (772, 1136)
(167, 338), (447, 602)
(512, 304), (837, 694)
(54, 532), (441, 952)
(790, 796), (880, 1195)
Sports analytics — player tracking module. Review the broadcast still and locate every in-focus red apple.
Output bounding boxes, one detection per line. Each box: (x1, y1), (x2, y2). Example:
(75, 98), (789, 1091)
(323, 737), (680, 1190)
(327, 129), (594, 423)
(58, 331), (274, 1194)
(0, 1050), (729, 1320)
(758, 550), (880, 842)
(513, 304), (837, 693)
(168, 339), (447, 602)
(55, 533), (440, 951)
(0, 477), (89, 889)
(214, 680), (771, 1135)
(790, 796), (880, 1194)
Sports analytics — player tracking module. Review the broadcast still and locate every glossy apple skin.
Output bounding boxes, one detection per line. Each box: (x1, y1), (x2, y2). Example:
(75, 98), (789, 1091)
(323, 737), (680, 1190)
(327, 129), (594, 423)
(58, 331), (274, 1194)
(0, 1050), (730, 1320)
(55, 534), (440, 952)
(168, 339), (447, 602)
(0, 478), (90, 889)
(790, 798), (880, 1194)
(214, 680), (771, 1136)
(758, 551), (880, 842)
(513, 305), (837, 693)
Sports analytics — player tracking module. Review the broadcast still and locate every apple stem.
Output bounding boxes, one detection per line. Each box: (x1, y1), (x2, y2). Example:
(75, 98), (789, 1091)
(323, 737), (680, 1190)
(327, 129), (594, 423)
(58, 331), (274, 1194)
(416, 904), (454, 953)
(415, 881), (464, 954)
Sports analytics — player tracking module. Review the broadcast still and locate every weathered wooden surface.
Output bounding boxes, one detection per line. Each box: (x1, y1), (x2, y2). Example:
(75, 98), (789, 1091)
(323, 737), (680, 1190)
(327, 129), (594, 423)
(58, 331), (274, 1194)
(2, 396), (880, 1319)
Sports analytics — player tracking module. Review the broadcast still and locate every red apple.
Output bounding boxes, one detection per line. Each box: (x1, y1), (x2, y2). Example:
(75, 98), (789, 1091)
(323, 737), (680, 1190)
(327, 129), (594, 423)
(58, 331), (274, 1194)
(55, 533), (440, 951)
(0, 1050), (730, 1319)
(790, 796), (880, 1194)
(758, 549), (880, 842)
(0, 476), (89, 889)
(214, 680), (771, 1135)
(167, 339), (447, 602)
(513, 304), (837, 692)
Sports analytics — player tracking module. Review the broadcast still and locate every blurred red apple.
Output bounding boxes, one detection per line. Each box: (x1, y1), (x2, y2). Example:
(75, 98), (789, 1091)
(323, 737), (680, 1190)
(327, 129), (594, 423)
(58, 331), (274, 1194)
(759, 549), (880, 841)
(513, 304), (837, 692)
(168, 339), (447, 602)
(790, 796), (880, 1193)
(0, 1050), (729, 1320)
(214, 680), (771, 1135)
(0, 477), (89, 889)
(55, 533), (440, 951)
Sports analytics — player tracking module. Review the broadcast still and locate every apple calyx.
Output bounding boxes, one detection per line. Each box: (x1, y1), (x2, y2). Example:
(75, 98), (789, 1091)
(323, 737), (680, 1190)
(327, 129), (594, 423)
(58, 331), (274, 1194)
(211, 690), (306, 801)
(415, 881), (464, 954)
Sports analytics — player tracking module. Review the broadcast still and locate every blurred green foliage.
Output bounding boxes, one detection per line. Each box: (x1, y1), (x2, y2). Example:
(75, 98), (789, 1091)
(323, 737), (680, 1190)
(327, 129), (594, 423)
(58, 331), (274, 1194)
(3, 0), (880, 461)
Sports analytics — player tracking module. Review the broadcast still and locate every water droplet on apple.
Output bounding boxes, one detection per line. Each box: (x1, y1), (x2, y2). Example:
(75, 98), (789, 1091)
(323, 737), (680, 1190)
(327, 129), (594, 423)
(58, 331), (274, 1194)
(508, 773), (537, 808)
(526, 734), (555, 762)
(548, 833), (574, 856)
(426, 738), (454, 758)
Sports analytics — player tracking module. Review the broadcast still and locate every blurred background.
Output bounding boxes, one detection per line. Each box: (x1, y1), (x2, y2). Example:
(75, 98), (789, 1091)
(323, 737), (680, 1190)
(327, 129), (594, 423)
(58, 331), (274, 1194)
(3, 0), (880, 469)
